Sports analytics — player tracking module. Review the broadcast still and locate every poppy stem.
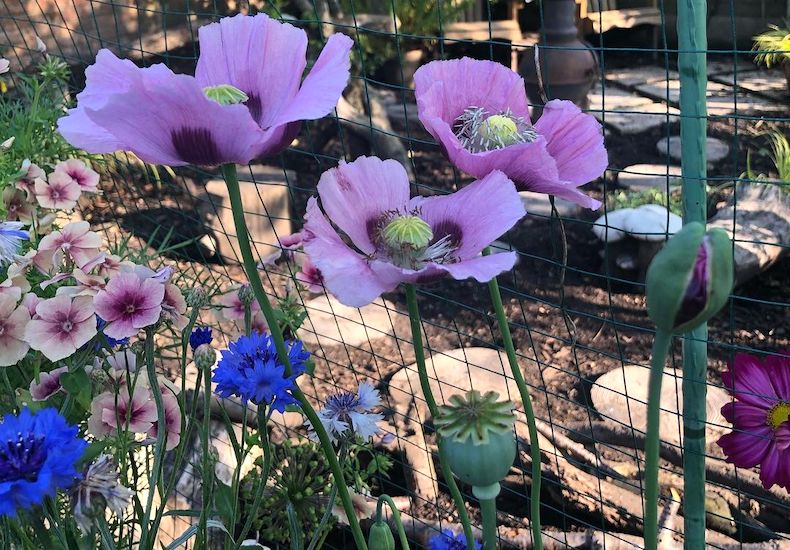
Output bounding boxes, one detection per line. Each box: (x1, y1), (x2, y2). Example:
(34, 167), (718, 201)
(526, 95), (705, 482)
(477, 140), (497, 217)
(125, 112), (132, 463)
(643, 328), (673, 550)
(404, 283), (477, 550)
(234, 408), (273, 549)
(483, 249), (543, 550)
(222, 163), (368, 550)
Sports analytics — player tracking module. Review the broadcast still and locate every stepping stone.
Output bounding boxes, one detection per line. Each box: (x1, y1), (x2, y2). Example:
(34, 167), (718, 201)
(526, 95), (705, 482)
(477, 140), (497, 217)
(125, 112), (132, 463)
(617, 164), (683, 190)
(386, 347), (528, 500)
(201, 165), (293, 262)
(592, 204), (682, 243)
(710, 70), (789, 102)
(704, 91), (786, 117)
(635, 79), (731, 105)
(591, 365), (730, 446)
(520, 191), (579, 218)
(299, 294), (403, 349)
(656, 136), (729, 164)
(588, 86), (679, 134)
(604, 67), (680, 88)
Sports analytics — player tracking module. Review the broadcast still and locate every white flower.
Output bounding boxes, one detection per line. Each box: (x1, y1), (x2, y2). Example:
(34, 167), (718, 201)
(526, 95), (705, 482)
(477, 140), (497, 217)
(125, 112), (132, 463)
(0, 221), (28, 265)
(0, 58), (9, 75)
(310, 382), (384, 444)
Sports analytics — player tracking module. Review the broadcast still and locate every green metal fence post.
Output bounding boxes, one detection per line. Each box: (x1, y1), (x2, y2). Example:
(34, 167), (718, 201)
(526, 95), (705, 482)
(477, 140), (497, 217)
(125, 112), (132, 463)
(677, 0), (709, 547)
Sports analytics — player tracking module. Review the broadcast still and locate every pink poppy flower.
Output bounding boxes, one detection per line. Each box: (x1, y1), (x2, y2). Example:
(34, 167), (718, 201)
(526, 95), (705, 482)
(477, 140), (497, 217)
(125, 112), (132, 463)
(717, 352), (790, 490)
(414, 58), (608, 209)
(29, 366), (69, 401)
(35, 170), (81, 210)
(161, 283), (187, 329)
(146, 389), (181, 451)
(35, 221), (102, 273)
(88, 385), (158, 437)
(52, 159), (100, 194)
(296, 257), (324, 294)
(0, 292), (31, 366)
(93, 271), (165, 340)
(3, 187), (34, 222)
(15, 160), (45, 199)
(302, 156), (525, 307)
(58, 14), (352, 166)
(217, 284), (260, 321)
(24, 295), (97, 362)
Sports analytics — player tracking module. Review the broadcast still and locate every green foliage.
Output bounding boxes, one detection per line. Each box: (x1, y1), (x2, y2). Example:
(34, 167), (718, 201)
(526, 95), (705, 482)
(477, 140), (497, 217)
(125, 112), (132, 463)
(238, 439), (391, 546)
(752, 25), (790, 68)
(767, 130), (790, 184)
(0, 56), (76, 189)
(606, 187), (683, 215)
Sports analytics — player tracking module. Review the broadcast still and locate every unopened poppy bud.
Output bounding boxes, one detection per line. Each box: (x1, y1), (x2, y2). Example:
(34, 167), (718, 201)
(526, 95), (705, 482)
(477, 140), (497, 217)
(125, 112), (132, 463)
(185, 287), (208, 309)
(436, 390), (517, 497)
(203, 84), (249, 105)
(194, 343), (217, 370)
(368, 520), (395, 550)
(645, 222), (733, 333)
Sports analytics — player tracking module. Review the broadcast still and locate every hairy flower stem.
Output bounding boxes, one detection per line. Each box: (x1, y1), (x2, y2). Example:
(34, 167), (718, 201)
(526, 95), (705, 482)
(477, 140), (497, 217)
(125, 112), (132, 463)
(234, 409), (273, 549)
(139, 328), (167, 549)
(643, 329), (672, 550)
(222, 163), (368, 550)
(484, 249), (543, 550)
(375, 495), (410, 550)
(404, 283), (476, 550)
(198, 332), (214, 546)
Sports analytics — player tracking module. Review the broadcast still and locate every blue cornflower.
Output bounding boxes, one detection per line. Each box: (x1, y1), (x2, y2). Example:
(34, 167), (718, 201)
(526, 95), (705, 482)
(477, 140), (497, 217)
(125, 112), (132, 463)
(428, 529), (482, 550)
(95, 316), (130, 349)
(0, 408), (87, 517)
(213, 331), (309, 411)
(189, 326), (213, 351)
(0, 222), (28, 265)
(313, 382), (383, 444)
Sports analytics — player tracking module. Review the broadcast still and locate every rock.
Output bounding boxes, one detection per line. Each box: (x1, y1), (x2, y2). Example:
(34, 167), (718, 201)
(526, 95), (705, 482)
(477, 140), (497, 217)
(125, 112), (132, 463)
(592, 204), (682, 243)
(591, 365), (729, 446)
(201, 165), (293, 263)
(708, 182), (790, 286)
(589, 86), (679, 134)
(520, 191), (579, 218)
(604, 67), (680, 88)
(617, 164), (683, 190)
(710, 70), (789, 102)
(386, 347), (531, 501)
(656, 136), (730, 164)
(299, 294), (405, 349)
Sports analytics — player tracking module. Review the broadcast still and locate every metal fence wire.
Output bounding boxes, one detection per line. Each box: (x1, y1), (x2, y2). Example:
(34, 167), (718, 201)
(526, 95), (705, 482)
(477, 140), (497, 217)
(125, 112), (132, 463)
(1, 0), (789, 548)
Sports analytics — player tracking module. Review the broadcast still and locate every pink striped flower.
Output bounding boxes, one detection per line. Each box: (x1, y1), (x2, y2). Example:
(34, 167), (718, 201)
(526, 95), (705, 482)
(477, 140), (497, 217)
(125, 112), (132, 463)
(3, 188), (34, 223)
(88, 386), (158, 437)
(146, 389), (181, 451)
(0, 292), (31, 366)
(35, 221), (102, 273)
(29, 366), (69, 401)
(93, 271), (165, 340)
(35, 171), (81, 210)
(24, 295), (96, 362)
(15, 160), (45, 199)
(52, 159), (100, 194)
(161, 283), (187, 329)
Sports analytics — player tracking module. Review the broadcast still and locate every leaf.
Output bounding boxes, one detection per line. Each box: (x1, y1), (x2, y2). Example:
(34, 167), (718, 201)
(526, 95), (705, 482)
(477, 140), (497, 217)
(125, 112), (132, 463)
(60, 369), (92, 409)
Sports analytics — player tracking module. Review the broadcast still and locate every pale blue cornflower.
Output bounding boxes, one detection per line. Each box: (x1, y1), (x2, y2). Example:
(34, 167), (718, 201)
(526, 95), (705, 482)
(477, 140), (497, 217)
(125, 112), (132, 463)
(0, 222), (28, 265)
(312, 382), (384, 444)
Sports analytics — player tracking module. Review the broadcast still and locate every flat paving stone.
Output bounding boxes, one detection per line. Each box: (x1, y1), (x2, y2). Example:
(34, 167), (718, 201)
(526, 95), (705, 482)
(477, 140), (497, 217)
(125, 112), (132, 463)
(635, 79), (731, 104)
(591, 365), (729, 446)
(710, 70), (789, 102)
(604, 66), (680, 88)
(589, 86), (656, 110)
(299, 294), (404, 349)
(592, 102), (680, 134)
(617, 163), (683, 189)
(657, 135), (730, 164)
(520, 191), (579, 218)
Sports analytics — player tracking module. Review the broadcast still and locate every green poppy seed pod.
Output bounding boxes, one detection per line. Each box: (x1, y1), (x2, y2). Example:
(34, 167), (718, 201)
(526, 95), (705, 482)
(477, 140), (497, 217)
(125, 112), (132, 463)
(368, 520), (395, 550)
(435, 390), (517, 495)
(645, 222), (733, 333)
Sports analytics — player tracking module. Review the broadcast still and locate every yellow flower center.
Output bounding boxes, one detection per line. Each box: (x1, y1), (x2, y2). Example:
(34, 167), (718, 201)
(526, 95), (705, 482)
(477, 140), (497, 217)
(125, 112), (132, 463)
(478, 114), (520, 146)
(382, 215), (433, 250)
(203, 84), (249, 105)
(767, 402), (790, 430)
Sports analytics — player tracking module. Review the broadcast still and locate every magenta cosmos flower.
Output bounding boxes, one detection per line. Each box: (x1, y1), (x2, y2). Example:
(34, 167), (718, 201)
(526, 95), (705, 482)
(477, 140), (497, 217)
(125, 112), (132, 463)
(302, 156), (525, 308)
(717, 352), (790, 490)
(93, 271), (165, 340)
(414, 58), (608, 209)
(24, 296), (96, 362)
(58, 14), (352, 166)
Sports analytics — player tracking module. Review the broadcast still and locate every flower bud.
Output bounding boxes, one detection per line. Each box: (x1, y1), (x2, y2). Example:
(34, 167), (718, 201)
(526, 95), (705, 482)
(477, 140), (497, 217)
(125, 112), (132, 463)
(435, 390), (517, 495)
(368, 520), (395, 550)
(237, 283), (255, 306)
(645, 222), (733, 333)
(194, 343), (217, 370)
(185, 286), (208, 309)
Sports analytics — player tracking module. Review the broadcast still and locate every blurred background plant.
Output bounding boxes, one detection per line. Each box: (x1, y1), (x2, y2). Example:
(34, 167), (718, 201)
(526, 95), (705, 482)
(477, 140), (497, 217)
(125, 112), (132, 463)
(606, 187), (683, 215)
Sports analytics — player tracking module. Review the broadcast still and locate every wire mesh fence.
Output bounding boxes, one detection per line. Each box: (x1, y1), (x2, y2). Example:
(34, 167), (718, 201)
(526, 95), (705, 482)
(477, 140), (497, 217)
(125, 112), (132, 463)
(1, 0), (788, 548)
